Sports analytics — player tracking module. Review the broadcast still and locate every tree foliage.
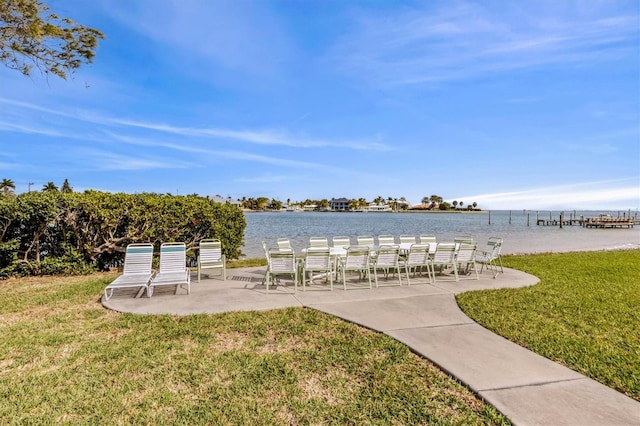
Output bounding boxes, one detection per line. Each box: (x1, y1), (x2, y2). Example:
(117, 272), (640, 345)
(0, 0), (104, 79)
(0, 191), (246, 277)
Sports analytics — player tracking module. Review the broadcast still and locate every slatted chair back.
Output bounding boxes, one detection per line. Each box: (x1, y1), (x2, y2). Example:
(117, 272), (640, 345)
(304, 247), (331, 270)
(373, 245), (402, 287)
(377, 235), (395, 246)
(199, 239), (223, 263)
(122, 243), (154, 275)
(456, 242), (477, 263)
(332, 236), (351, 248)
(433, 243), (456, 264)
(198, 239), (226, 281)
(454, 235), (474, 244)
(159, 242), (187, 273)
(374, 245), (400, 268)
(309, 237), (329, 248)
(456, 242), (479, 280)
(406, 244), (429, 267)
(419, 234), (437, 244)
(340, 246), (372, 290)
(432, 243), (459, 282)
(268, 249), (296, 273)
(344, 246), (370, 270)
(402, 243), (432, 285)
(277, 238), (292, 250)
(356, 236), (375, 249)
(399, 235), (416, 244)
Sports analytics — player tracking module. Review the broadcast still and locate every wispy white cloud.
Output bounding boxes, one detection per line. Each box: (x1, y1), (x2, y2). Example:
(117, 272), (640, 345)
(459, 178), (640, 210)
(330, 2), (638, 87)
(0, 97), (391, 151)
(77, 149), (194, 171)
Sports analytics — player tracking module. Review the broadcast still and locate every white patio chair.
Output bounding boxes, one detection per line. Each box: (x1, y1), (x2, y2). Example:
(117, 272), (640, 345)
(197, 238), (226, 282)
(265, 248), (298, 293)
(148, 242), (191, 296)
(455, 242), (479, 280)
(399, 235), (416, 244)
(454, 235), (474, 244)
(277, 238), (293, 251)
(419, 234), (437, 245)
(400, 244), (433, 285)
(331, 236), (351, 249)
(431, 243), (459, 282)
(377, 235), (395, 246)
(309, 237), (329, 248)
(356, 236), (375, 250)
(301, 247), (333, 291)
(372, 245), (402, 287)
(475, 237), (504, 278)
(338, 245), (372, 290)
(103, 243), (154, 301)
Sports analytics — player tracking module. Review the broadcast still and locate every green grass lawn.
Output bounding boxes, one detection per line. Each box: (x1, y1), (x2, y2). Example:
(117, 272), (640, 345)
(457, 249), (640, 401)
(0, 274), (507, 424)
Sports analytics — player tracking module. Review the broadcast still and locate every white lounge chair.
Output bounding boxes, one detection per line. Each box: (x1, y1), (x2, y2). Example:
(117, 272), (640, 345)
(148, 242), (191, 296)
(197, 239), (226, 282)
(103, 243), (154, 301)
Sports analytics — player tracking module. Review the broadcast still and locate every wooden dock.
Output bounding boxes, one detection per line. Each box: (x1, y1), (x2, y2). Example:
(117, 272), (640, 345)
(582, 217), (635, 229)
(535, 215), (636, 228)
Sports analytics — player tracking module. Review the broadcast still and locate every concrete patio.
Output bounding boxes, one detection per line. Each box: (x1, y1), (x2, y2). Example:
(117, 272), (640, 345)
(103, 266), (640, 425)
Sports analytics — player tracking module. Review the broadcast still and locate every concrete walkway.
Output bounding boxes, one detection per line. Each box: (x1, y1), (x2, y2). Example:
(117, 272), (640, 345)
(103, 267), (640, 425)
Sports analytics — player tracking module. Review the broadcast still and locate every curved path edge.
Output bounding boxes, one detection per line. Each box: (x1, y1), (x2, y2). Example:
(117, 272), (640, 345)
(103, 267), (640, 425)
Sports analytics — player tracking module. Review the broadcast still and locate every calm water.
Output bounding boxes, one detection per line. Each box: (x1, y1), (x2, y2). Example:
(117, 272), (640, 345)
(241, 210), (640, 258)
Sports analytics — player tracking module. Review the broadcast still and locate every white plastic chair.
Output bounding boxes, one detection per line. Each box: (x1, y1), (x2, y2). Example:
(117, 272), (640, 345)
(197, 239), (226, 282)
(339, 246), (372, 290)
(309, 237), (329, 248)
(372, 245), (402, 287)
(401, 244), (433, 285)
(377, 235), (395, 246)
(431, 243), (459, 282)
(265, 248), (298, 293)
(455, 242), (479, 280)
(476, 237), (504, 278)
(399, 235), (416, 244)
(148, 242), (191, 296)
(103, 243), (154, 301)
(301, 247), (333, 291)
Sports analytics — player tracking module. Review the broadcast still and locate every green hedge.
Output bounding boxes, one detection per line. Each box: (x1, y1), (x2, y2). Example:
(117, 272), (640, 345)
(0, 191), (246, 277)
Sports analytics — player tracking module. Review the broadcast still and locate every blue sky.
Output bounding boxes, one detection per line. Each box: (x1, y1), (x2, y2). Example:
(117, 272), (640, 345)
(1, 0), (639, 210)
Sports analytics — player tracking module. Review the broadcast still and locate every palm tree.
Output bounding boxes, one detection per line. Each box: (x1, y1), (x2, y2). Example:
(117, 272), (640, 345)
(472, 202), (478, 209)
(421, 196), (429, 207)
(452, 200), (458, 209)
(1, 178), (16, 196)
(61, 178), (73, 193)
(42, 182), (58, 192)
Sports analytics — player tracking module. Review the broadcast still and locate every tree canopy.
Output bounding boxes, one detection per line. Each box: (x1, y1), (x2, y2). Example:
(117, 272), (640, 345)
(0, 0), (104, 79)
